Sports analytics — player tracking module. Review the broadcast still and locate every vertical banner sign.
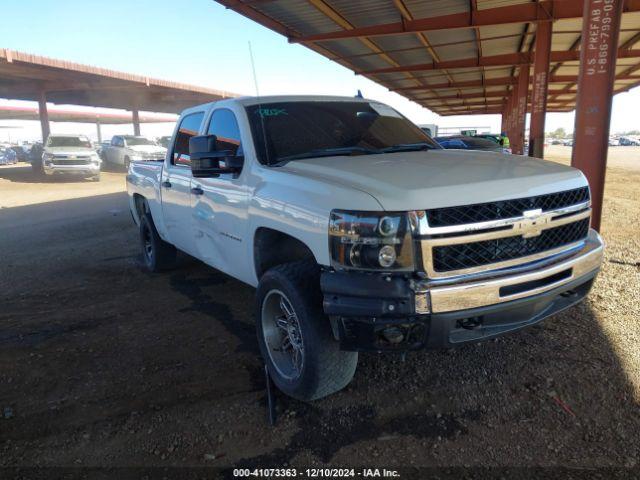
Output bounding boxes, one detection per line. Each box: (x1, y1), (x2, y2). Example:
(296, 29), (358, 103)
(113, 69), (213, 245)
(516, 66), (530, 155)
(572, 0), (624, 231)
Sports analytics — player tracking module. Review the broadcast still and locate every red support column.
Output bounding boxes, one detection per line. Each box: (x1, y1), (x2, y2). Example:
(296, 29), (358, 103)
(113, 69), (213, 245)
(132, 109), (141, 136)
(514, 65), (530, 155)
(38, 90), (50, 142)
(572, 0), (625, 232)
(529, 20), (552, 158)
(509, 83), (520, 153)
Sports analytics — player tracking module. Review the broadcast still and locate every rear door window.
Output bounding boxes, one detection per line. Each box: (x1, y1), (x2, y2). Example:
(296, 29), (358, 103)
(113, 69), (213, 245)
(172, 112), (204, 166)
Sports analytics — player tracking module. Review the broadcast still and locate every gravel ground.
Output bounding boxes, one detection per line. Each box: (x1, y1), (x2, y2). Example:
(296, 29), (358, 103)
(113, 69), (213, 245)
(0, 150), (638, 472)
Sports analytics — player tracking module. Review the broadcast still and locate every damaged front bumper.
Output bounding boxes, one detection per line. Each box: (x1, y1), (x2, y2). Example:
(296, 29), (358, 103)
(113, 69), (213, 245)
(321, 229), (604, 352)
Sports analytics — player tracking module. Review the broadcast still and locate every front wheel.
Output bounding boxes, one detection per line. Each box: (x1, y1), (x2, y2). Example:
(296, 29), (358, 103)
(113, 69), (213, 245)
(256, 261), (358, 401)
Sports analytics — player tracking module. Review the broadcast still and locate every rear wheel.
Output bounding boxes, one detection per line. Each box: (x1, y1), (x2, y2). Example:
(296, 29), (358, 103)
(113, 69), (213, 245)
(139, 213), (176, 272)
(256, 261), (358, 401)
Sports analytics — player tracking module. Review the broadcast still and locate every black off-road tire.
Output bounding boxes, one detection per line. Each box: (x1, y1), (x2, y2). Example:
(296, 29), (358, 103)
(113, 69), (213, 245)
(139, 213), (176, 272)
(256, 261), (358, 401)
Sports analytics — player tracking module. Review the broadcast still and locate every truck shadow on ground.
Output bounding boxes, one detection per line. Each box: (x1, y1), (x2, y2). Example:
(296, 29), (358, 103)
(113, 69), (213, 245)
(167, 264), (640, 467)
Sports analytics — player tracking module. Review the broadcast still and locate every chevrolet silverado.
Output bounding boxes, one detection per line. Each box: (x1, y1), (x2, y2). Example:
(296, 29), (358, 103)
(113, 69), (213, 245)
(126, 95), (603, 401)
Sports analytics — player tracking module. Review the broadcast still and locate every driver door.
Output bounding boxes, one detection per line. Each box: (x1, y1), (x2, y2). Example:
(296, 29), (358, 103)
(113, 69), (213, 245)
(191, 108), (250, 280)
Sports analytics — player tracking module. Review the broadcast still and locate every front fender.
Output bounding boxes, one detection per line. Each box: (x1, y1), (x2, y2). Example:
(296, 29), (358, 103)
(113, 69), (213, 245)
(247, 168), (382, 285)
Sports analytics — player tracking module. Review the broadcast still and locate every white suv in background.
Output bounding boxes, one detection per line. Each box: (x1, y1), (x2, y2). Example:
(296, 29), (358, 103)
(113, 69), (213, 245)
(42, 134), (101, 181)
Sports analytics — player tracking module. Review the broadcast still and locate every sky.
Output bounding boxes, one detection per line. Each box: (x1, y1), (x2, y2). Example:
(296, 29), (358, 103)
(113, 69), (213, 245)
(1, 0), (639, 143)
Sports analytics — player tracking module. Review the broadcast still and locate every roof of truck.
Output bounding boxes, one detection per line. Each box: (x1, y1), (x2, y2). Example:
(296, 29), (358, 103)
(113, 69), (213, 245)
(188, 94), (377, 112)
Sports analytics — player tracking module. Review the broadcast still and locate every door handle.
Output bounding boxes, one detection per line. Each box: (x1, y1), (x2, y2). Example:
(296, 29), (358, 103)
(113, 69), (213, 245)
(161, 181), (172, 188)
(191, 187), (204, 196)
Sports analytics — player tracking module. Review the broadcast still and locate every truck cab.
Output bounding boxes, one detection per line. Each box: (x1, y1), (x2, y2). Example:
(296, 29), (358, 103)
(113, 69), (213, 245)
(127, 95), (603, 401)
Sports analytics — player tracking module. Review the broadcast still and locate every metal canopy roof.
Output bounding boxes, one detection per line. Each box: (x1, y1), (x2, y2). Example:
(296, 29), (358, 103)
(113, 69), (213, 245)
(0, 49), (238, 114)
(0, 105), (176, 124)
(216, 0), (640, 116)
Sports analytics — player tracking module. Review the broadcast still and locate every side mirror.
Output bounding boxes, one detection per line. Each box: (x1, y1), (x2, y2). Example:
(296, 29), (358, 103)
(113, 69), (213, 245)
(189, 134), (243, 178)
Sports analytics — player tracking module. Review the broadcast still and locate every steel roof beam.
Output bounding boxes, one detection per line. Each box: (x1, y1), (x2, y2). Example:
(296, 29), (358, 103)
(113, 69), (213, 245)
(290, 0), (640, 43)
(359, 48), (640, 75)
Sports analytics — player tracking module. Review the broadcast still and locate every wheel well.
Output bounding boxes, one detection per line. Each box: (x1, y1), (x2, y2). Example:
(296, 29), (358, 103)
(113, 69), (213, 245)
(254, 228), (316, 279)
(133, 194), (148, 222)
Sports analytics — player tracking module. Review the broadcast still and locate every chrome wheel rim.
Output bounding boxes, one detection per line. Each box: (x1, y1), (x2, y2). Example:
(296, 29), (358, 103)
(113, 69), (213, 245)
(261, 290), (304, 380)
(143, 226), (153, 264)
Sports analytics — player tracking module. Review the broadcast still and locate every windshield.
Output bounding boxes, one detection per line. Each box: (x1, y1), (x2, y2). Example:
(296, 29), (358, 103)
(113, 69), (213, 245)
(245, 101), (440, 164)
(123, 136), (155, 146)
(46, 136), (92, 148)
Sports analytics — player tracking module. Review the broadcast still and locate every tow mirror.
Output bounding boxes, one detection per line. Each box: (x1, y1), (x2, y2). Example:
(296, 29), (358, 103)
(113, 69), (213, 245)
(189, 134), (243, 178)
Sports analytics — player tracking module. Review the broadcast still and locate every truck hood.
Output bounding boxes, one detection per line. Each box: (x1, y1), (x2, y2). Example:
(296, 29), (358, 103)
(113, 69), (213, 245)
(128, 145), (166, 154)
(279, 150), (587, 211)
(45, 147), (95, 155)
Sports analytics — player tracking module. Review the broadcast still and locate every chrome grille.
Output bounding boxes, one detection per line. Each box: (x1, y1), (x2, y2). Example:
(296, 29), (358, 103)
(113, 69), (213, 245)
(418, 188), (592, 279)
(426, 187), (590, 228)
(52, 159), (90, 165)
(432, 218), (590, 272)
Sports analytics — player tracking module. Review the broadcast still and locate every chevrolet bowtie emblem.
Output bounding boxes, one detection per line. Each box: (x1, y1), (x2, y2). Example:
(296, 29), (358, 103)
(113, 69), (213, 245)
(514, 209), (553, 238)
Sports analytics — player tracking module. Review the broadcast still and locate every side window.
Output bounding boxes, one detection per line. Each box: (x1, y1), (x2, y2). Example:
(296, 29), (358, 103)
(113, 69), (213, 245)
(172, 111), (204, 166)
(207, 109), (242, 156)
(111, 137), (119, 147)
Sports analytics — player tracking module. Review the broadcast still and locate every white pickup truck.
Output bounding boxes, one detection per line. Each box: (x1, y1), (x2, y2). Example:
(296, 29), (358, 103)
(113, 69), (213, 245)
(127, 95), (603, 401)
(102, 135), (167, 169)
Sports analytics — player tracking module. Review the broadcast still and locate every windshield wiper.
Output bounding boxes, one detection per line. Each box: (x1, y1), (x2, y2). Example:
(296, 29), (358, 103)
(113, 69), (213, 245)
(379, 142), (436, 154)
(274, 146), (379, 164)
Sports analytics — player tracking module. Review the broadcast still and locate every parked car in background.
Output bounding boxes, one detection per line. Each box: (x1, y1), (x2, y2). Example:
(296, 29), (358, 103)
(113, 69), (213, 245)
(96, 141), (111, 159)
(41, 134), (101, 181)
(102, 135), (166, 169)
(157, 136), (172, 148)
(0, 146), (18, 165)
(619, 136), (640, 146)
(562, 138), (574, 147)
(435, 135), (511, 154)
(9, 145), (29, 162)
(127, 95), (603, 401)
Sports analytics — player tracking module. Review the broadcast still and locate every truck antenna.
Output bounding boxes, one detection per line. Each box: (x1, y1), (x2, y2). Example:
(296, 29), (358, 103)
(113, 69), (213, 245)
(248, 41), (271, 165)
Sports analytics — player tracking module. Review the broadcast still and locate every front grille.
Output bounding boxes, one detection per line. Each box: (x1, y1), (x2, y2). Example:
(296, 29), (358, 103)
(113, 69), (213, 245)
(426, 187), (590, 228)
(432, 218), (590, 272)
(52, 159), (90, 165)
(141, 153), (165, 160)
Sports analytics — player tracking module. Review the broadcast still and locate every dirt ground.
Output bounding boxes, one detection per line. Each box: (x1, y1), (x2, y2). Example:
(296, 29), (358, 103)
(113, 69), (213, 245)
(0, 148), (639, 474)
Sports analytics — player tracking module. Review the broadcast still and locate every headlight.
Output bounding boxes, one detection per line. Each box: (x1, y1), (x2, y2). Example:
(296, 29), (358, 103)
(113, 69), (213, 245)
(329, 210), (414, 271)
(42, 152), (53, 164)
(90, 154), (101, 164)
